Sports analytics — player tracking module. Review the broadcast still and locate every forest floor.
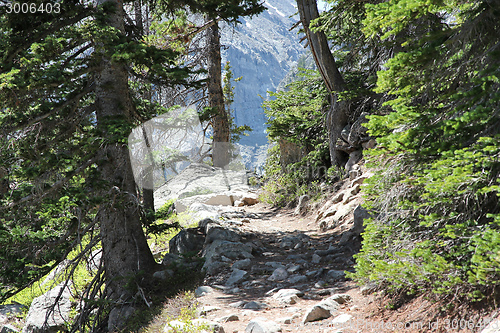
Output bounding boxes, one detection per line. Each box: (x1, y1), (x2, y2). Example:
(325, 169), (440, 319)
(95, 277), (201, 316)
(190, 201), (497, 333)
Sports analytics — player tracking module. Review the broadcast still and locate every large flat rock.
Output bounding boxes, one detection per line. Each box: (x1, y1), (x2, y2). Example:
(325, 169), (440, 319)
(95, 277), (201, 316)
(154, 163), (250, 210)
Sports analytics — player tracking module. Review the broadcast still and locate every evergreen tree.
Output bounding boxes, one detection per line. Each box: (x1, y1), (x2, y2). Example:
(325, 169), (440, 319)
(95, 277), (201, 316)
(262, 69), (330, 206)
(296, 0), (350, 167)
(207, 19), (230, 167)
(0, 0), (264, 329)
(354, 0), (500, 298)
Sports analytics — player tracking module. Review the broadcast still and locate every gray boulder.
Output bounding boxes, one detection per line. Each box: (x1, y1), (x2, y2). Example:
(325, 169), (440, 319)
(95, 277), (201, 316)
(22, 284), (72, 333)
(205, 226), (240, 244)
(161, 253), (183, 266)
(280, 234), (309, 249)
(195, 286), (215, 297)
(226, 269), (248, 286)
(245, 318), (281, 333)
(154, 163), (249, 210)
(327, 270), (346, 281)
(288, 275), (307, 284)
(268, 267), (288, 282)
(0, 303), (27, 317)
(242, 301), (268, 310)
(202, 240), (253, 275)
(233, 259), (252, 270)
(175, 193), (234, 213)
(216, 314), (239, 323)
(187, 203), (224, 221)
(352, 205), (370, 235)
(328, 294), (352, 304)
(271, 289), (304, 304)
(169, 227), (205, 255)
(331, 313), (353, 326)
(302, 296), (340, 323)
(40, 260), (69, 287)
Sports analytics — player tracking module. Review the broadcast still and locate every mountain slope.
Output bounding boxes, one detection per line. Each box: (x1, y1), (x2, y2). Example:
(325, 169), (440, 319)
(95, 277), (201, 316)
(219, 0), (304, 169)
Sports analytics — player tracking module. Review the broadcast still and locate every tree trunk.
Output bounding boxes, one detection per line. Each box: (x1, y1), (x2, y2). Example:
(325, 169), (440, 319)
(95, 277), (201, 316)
(207, 20), (230, 168)
(134, 0), (143, 36)
(141, 124), (155, 216)
(133, 2), (155, 214)
(296, 0), (349, 167)
(95, 0), (157, 307)
(0, 167), (8, 198)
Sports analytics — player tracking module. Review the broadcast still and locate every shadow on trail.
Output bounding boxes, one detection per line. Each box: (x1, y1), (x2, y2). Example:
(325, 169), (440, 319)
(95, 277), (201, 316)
(201, 206), (362, 306)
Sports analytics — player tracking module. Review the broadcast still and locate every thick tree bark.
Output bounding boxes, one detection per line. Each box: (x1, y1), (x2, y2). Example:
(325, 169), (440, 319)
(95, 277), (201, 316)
(296, 0), (350, 167)
(207, 20), (230, 168)
(95, 0), (157, 306)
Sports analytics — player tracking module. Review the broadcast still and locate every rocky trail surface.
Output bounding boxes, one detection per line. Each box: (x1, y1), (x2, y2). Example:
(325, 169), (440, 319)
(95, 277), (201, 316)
(157, 163), (382, 333)
(160, 164), (499, 333)
(191, 202), (369, 333)
(180, 202), (499, 333)
(2, 163), (498, 333)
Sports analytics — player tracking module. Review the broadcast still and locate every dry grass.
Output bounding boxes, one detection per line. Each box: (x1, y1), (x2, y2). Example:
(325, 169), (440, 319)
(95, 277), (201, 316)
(141, 291), (201, 333)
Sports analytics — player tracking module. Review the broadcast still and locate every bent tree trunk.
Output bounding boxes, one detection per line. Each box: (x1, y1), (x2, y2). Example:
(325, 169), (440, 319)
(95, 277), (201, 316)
(207, 20), (231, 168)
(95, 0), (157, 312)
(296, 0), (350, 167)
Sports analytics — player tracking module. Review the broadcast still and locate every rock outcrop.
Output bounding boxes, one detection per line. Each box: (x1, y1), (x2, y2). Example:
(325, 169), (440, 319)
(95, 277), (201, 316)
(154, 163), (259, 214)
(21, 284), (72, 333)
(315, 168), (373, 237)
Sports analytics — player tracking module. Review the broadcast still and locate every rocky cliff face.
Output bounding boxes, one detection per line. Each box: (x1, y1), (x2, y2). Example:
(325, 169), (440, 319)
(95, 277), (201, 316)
(219, 0), (304, 170)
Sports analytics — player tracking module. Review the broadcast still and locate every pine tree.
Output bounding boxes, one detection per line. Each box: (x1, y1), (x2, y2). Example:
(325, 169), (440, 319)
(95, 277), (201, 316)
(0, 0), (264, 328)
(296, 0), (350, 167)
(207, 19), (230, 167)
(353, 0), (500, 298)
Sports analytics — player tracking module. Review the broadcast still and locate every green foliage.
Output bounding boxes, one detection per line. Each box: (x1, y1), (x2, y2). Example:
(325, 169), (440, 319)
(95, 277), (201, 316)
(264, 69), (328, 148)
(144, 10), (195, 55)
(261, 70), (330, 206)
(0, 0), (264, 306)
(145, 200), (180, 236)
(142, 291), (203, 333)
(352, 0), (500, 299)
(6, 235), (97, 312)
(317, 0), (383, 100)
(155, 199), (176, 220)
